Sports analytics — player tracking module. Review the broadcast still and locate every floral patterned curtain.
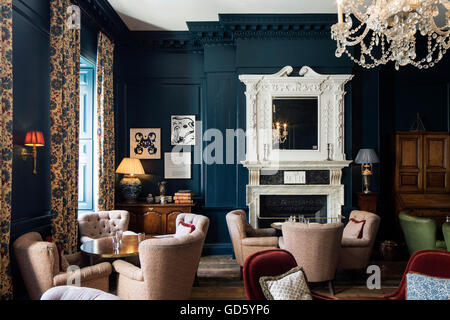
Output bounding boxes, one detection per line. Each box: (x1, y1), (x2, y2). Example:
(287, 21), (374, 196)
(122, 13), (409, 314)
(0, 0), (13, 300)
(96, 32), (115, 211)
(49, 0), (80, 254)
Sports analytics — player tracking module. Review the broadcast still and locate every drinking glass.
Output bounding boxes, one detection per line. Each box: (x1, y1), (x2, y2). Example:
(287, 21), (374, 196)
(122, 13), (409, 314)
(305, 218), (310, 225)
(111, 237), (119, 254)
(115, 230), (123, 246)
(138, 232), (146, 243)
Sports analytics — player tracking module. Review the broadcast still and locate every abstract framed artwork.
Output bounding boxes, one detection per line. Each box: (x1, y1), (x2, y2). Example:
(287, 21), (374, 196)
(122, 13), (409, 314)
(171, 115), (196, 145)
(130, 128), (161, 159)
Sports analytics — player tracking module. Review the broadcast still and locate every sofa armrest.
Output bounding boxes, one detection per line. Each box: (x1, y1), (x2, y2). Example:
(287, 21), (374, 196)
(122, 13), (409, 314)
(241, 236), (279, 247)
(53, 262), (112, 286)
(112, 259), (144, 282)
(251, 228), (277, 237)
(341, 237), (371, 247)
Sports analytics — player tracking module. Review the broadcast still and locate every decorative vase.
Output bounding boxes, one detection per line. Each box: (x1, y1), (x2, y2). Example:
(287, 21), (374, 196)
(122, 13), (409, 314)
(380, 240), (400, 261)
(120, 175), (142, 203)
(158, 181), (167, 196)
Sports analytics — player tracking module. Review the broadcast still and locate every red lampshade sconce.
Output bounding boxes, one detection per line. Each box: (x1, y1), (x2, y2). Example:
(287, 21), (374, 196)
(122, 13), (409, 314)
(21, 131), (45, 174)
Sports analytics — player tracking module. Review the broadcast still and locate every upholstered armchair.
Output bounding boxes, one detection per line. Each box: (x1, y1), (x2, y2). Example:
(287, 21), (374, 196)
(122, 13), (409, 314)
(78, 210), (133, 244)
(399, 211), (447, 255)
(112, 214), (209, 300)
(13, 232), (112, 300)
(281, 222), (344, 294)
(225, 210), (278, 273)
(338, 210), (380, 270)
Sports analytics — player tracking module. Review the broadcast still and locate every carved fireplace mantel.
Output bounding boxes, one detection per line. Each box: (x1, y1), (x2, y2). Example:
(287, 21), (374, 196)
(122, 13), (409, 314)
(239, 66), (353, 227)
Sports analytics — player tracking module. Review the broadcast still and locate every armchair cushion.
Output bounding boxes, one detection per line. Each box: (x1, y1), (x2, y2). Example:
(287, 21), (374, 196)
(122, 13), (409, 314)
(341, 237), (371, 247)
(53, 262), (112, 286)
(113, 259), (144, 282)
(343, 218), (366, 239)
(242, 236), (279, 247)
(41, 286), (121, 300)
(259, 266), (312, 300)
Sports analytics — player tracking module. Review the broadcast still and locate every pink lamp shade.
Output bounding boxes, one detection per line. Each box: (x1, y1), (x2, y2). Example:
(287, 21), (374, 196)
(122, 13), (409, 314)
(24, 131), (45, 147)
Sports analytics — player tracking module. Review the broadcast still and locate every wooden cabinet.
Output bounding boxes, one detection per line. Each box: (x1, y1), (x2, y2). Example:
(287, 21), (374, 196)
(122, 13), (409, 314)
(115, 202), (195, 235)
(393, 131), (450, 226)
(356, 192), (379, 213)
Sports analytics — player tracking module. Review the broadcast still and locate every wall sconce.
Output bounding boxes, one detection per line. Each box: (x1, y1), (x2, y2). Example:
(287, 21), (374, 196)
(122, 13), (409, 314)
(21, 131), (45, 175)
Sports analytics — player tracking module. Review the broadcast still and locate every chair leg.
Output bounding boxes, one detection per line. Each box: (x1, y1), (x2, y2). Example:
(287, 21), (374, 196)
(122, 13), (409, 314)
(328, 280), (335, 296)
(194, 273), (199, 287)
(239, 266), (243, 281)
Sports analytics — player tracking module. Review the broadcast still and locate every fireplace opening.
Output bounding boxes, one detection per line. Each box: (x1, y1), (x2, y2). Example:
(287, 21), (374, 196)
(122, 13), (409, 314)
(259, 195), (327, 222)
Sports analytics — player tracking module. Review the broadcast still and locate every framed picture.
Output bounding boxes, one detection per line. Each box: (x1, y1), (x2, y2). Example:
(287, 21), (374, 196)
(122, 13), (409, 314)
(164, 152), (191, 179)
(130, 128), (161, 159)
(171, 115), (195, 145)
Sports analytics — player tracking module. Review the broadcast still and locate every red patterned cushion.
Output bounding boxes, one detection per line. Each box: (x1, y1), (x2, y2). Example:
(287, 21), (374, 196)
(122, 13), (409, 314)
(343, 218), (366, 239)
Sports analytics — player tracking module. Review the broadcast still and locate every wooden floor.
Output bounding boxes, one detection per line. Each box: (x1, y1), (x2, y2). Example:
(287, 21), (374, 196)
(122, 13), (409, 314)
(191, 255), (406, 300)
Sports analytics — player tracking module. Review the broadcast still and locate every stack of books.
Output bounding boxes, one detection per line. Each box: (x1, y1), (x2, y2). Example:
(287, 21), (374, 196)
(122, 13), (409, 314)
(174, 190), (194, 204)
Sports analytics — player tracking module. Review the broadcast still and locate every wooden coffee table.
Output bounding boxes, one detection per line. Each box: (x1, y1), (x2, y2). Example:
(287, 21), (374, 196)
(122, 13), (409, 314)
(80, 235), (145, 264)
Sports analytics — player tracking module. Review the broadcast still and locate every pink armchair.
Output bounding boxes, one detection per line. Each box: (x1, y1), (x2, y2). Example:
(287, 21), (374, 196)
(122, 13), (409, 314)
(281, 222), (344, 295)
(338, 210), (380, 270)
(13, 232), (112, 300)
(225, 210), (278, 276)
(113, 214), (209, 300)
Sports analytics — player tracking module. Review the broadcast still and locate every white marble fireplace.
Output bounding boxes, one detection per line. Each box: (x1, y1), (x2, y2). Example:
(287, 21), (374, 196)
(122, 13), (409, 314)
(239, 66), (353, 228)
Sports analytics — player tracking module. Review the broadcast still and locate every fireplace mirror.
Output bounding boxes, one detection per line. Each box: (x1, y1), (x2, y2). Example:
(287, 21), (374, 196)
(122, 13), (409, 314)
(272, 97), (319, 151)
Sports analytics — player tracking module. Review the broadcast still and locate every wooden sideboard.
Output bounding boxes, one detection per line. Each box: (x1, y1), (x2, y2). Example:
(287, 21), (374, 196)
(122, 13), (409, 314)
(115, 202), (195, 235)
(393, 131), (450, 227)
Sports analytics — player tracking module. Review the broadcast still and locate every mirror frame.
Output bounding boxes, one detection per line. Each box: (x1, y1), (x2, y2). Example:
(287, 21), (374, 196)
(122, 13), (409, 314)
(240, 66), (353, 164)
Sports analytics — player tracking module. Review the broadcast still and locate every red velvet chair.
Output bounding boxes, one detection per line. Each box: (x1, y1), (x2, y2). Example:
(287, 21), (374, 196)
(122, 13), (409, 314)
(243, 249), (335, 300)
(383, 249), (450, 300)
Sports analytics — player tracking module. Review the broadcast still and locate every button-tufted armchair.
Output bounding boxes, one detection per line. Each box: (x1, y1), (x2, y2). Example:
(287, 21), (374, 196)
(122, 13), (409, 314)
(225, 210), (278, 277)
(13, 232), (112, 300)
(112, 214), (209, 300)
(41, 286), (121, 300)
(338, 210), (380, 270)
(78, 210), (134, 244)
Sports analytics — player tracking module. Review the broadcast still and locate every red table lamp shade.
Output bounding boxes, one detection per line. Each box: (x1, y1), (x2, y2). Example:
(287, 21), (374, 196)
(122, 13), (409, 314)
(24, 131), (45, 147)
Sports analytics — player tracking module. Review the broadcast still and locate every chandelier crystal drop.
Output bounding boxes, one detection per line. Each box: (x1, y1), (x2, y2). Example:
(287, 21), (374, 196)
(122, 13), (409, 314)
(331, 0), (450, 69)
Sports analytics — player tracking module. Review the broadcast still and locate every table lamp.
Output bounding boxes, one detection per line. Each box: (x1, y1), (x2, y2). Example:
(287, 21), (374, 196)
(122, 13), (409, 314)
(22, 131), (45, 175)
(355, 148), (379, 194)
(116, 157), (145, 202)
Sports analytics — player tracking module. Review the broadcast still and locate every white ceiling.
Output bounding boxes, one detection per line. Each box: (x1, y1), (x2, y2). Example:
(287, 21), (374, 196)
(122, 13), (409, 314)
(107, 0), (339, 31)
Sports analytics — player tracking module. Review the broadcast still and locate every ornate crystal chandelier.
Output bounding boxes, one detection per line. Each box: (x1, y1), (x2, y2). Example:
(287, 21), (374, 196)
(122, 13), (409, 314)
(331, 0), (450, 69)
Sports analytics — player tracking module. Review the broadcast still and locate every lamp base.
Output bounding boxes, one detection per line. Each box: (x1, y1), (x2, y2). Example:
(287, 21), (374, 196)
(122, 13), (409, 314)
(119, 175), (142, 203)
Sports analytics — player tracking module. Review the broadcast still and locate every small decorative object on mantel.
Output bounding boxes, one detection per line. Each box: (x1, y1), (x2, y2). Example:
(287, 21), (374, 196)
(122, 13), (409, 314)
(409, 113), (426, 131)
(116, 157), (145, 203)
(355, 148), (380, 194)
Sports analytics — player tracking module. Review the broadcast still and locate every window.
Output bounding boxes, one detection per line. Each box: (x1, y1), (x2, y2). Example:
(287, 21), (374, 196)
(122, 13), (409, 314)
(78, 56), (96, 211)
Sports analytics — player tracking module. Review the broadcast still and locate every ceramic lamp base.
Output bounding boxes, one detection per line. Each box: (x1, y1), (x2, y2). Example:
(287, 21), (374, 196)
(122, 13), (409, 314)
(120, 175), (142, 203)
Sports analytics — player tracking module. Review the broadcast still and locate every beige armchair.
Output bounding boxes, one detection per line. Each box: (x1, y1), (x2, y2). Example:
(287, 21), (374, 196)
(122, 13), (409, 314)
(78, 210), (132, 244)
(281, 222), (344, 294)
(338, 210), (380, 270)
(225, 210), (278, 274)
(113, 214), (209, 300)
(13, 232), (112, 300)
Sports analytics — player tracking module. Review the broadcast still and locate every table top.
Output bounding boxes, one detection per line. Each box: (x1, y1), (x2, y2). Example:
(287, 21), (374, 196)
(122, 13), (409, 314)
(80, 235), (143, 259)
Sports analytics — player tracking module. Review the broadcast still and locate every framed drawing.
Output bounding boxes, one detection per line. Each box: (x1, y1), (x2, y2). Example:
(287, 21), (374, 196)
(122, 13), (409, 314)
(171, 115), (195, 145)
(130, 128), (161, 159)
(164, 152), (191, 179)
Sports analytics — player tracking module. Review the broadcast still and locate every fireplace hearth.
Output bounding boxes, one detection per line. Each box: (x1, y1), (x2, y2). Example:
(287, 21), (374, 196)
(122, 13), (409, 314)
(260, 195), (327, 220)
